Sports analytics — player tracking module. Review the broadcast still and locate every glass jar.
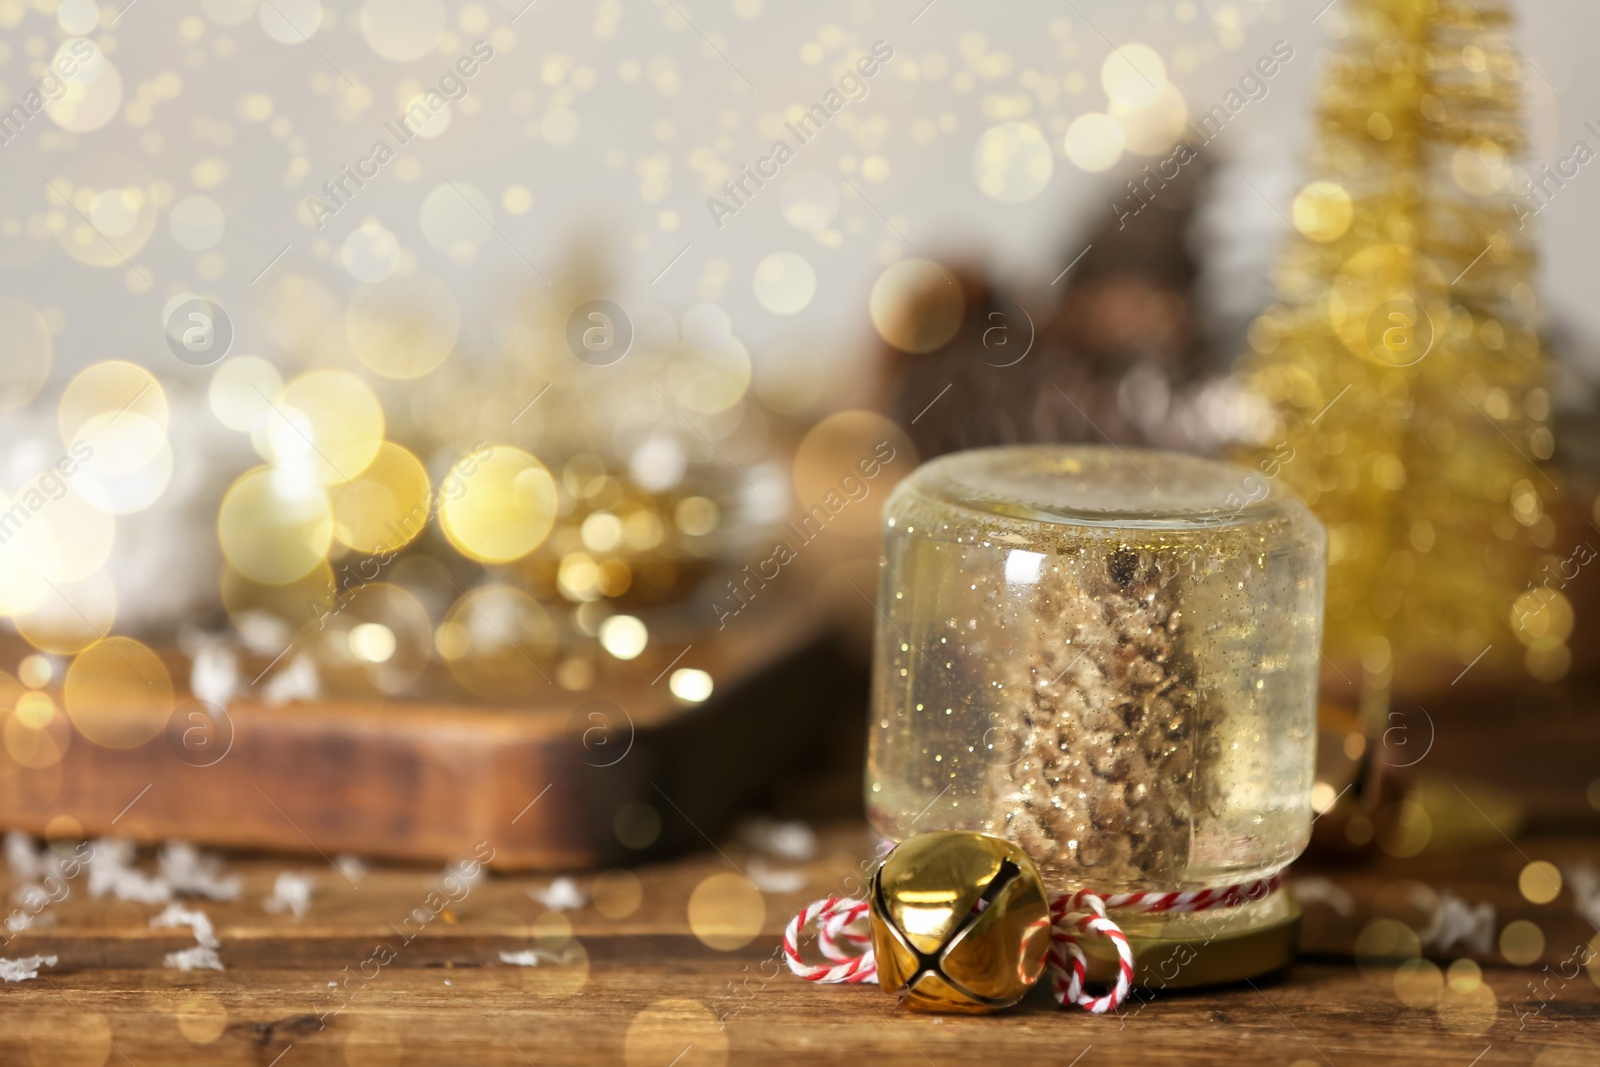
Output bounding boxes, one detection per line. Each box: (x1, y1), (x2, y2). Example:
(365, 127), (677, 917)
(867, 445), (1325, 922)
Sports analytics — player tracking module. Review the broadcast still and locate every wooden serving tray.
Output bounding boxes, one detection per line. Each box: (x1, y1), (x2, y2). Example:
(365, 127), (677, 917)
(0, 615), (855, 870)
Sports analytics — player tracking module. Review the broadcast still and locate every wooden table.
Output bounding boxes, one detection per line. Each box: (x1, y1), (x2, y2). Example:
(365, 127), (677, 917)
(3, 819), (1598, 1066)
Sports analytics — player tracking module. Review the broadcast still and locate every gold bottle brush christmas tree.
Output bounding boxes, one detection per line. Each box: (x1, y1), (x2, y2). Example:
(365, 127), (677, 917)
(1233, 0), (1560, 716)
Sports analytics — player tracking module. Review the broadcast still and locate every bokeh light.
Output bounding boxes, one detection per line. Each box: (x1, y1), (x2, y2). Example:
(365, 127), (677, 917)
(1292, 181), (1354, 243)
(331, 441), (432, 554)
(360, 0), (445, 62)
(792, 410), (916, 539)
(592, 869), (644, 919)
(16, 570), (117, 655)
(598, 615), (648, 660)
(869, 260), (962, 353)
(439, 446), (558, 564)
(63, 636), (173, 749)
(346, 273), (460, 380)
(972, 122), (1055, 204)
(752, 252), (817, 314)
(668, 668), (713, 703)
(1518, 860), (1562, 904)
(255, 369), (385, 485)
(1499, 919), (1544, 965)
(687, 872), (765, 950)
(623, 1000), (728, 1067)
(420, 182), (493, 261)
(59, 361), (168, 446)
(209, 356), (284, 433)
(1063, 112), (1126, 172)
(665, 305), (753, 414)
(437, 583), (557, 700)
(1101, 43), (1167, 110)
(779, 171), (839, 232)
(218, 466), (334, 584)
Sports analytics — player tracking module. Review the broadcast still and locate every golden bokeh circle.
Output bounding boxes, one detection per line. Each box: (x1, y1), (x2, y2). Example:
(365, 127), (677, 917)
(332, 441), (433, 554)
(1499, 918), (1544, 965)
(4, 691), (71, 770)
(686, 871), (765, 951)
(0, 493), (52, 617)
(1112, 83), (1189, 156)
(219, 467), (334, 584)
(43, 813), (83, 839)
(317, 582), (433, 696)
(665, 305), (753, 415)
(1375, 797), (1431, 858)
(63, 636), (172, 748)
(1446, 957), (1482, 993)
(1435, 980), (1497, 1035)
(347, 272), (460, 380)
(16, 569), (117, 654)
(1063, 112), (1125, 173)
(175, 993), (228, 1044)
(0, 297), (52, 413)
(1353, 917), (1420, 983)
(53, 155), (156, 267)
(438, 447), (557, 564)
(792, 410), (916, 539)
(72, 411), (174, 514)
(59, 360), (168, 445)
(1292, 181), (1353, 243)
(1518, 860), (1562, 905)
(29, 487), (116, 583)
(1391, 957), (1442, 1008)
(258, 370), (385, 485)
(751, 251), (817, 315)
(869, 259), (962, 354)
(1329, 244), (1446, 366)
(972, 122), (1054, 204)
(18, 655), (53, 689)
(1512, 589), (1574, 646)
(221, 559), (335, 636)
(623, 999), (728, 1067)
(592, 869), (644, 919)
(208, 355), (284, 432)
(0, 671), (23, 713)
(1101, 42), (1166, 110)
(438, 584), (557, 701)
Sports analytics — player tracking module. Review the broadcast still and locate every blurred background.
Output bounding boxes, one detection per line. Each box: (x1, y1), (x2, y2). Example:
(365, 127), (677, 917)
(0, 0), (1596, 869)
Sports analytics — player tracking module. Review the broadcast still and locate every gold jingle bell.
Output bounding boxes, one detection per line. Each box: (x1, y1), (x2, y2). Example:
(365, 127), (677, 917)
(870, 830), (1051, 1013)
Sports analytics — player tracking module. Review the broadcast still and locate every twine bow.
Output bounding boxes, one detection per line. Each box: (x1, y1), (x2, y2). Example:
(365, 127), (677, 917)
(783, 872), (1283, 1014)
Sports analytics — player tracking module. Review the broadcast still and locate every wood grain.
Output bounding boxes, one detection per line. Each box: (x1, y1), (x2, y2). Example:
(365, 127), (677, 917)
(0, 617), (858, 870)
(2, 823), (1597, 1065)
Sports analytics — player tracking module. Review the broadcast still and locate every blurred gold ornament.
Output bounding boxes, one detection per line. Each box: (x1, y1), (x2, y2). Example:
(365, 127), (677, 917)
(869, 831), (1050, 1013)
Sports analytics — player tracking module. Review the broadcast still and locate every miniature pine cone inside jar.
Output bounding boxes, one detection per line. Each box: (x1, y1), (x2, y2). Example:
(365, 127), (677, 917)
(989, 546), (1218, 887)
(870, 831), (1051, 1013)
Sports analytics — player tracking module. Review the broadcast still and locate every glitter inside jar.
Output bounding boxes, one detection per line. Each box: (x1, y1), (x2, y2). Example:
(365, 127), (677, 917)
(867, 445), (1326, 916)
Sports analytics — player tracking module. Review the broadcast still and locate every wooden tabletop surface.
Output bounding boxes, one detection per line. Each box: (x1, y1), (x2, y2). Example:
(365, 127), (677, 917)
(2, 817), (1597, 1067)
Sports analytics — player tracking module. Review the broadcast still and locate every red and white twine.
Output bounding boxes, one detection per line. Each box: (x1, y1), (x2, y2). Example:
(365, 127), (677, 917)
(784, 872), (1283, 1014)
(782, 896), (878, 984)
